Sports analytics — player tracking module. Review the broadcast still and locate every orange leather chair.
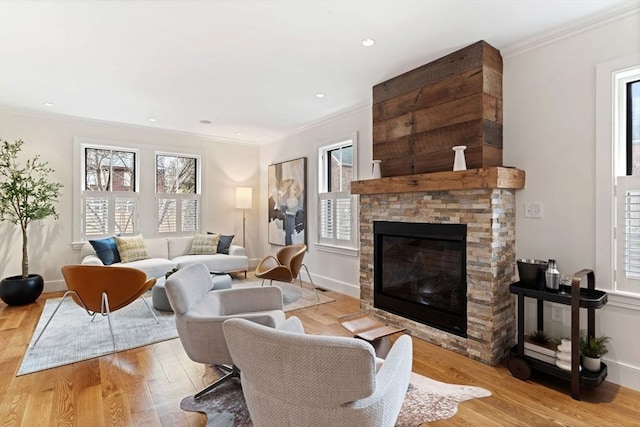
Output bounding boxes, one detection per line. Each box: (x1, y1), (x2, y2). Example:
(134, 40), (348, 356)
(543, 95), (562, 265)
(32, 265), (158, 352)
(255, 244), (319, 300)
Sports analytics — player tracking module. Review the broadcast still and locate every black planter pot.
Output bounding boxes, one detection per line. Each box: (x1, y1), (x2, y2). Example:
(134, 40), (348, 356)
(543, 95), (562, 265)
(0, 274), (44, 306)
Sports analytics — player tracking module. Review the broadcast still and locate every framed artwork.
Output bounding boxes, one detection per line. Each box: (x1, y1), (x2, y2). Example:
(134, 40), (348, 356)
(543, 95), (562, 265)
(268, 157), (307, 246)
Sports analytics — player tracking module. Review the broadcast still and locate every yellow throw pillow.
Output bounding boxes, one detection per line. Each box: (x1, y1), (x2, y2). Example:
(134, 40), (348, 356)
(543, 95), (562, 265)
(189, 233), (220, 255)
(115, 234), (148, 263)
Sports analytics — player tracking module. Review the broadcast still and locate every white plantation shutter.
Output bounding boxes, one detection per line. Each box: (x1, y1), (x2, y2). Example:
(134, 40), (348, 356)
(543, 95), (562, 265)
(114, 196), (136, 235)
(181, 198), (199, 232)
(157, 195), (199, 233)
(319, 195), (334, 241)
(157, 198), (177, 233)
(336, 194), (352, 241)
(616, 175), (640, 294)
(83, 192), (139, 237)
(319, 191), (355, 247)
(84, 195), (109, 236)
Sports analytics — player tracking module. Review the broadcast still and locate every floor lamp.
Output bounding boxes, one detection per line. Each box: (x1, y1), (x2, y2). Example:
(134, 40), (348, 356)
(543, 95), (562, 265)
(236, 187), (252, 248)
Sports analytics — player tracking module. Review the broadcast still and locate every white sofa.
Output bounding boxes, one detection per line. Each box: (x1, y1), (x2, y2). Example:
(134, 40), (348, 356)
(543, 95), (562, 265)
(80, 236), (248, 279)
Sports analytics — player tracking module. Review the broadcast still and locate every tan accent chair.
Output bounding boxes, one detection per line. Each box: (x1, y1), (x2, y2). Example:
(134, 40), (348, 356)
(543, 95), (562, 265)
(223, 317), (413, 427)
(32, 265), (158, 352)
(164, 262), (286, 399)
(255, 243), (318, 300)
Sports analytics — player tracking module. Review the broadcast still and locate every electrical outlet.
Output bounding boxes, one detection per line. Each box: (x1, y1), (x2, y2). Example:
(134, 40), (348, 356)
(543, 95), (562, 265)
(524, 203), (543, 218)
(551, 306), (562, 322)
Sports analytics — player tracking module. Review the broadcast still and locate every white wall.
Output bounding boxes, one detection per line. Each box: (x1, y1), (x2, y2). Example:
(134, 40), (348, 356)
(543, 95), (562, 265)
(258, 106), (371, 297)
(0, 110), (260, 291)
(504, 11), (640, 390)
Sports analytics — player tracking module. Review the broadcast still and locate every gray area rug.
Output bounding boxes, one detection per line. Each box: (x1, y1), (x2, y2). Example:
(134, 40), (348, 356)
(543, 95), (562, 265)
(181, 370), (491, 426)
(232, 281), (335, 312)
(17, 295), (177, 376)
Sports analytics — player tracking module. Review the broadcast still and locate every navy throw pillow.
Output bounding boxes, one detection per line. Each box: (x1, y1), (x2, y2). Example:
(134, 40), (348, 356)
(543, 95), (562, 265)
(208, 232), (235, 254)
(89, 236), (121, 265)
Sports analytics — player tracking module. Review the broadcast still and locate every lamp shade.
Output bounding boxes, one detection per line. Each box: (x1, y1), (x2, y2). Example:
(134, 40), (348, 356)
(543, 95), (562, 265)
(236, 187), (252, 209)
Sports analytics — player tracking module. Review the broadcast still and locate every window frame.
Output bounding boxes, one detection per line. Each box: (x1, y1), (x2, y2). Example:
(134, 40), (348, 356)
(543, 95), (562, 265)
(80, 143), (140, 240)
(315, 133), (359, 256)
(595, 54), (640, 309)
(155, 151), (202, 235)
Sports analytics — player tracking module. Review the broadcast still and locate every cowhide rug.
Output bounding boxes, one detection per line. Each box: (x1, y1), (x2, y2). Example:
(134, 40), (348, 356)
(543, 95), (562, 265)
(180, 368), (491, 426)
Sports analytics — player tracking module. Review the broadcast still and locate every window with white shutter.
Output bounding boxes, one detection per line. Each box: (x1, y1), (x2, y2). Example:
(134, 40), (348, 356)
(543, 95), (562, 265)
(596, 59), (640, 301)
(317, 135), (358, 252)
(613, 75), (640, 296)
(82, 147), (138, 239)
(156, 154), (200, 234)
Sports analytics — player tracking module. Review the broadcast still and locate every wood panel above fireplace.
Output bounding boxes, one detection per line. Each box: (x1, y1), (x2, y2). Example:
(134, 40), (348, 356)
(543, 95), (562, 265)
(372, 40), (503, 177)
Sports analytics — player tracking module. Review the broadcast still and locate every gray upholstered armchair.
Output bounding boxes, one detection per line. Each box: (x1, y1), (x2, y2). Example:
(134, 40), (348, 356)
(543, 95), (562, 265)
(223, 316), (413, 427)
(164, 262), (286, 399)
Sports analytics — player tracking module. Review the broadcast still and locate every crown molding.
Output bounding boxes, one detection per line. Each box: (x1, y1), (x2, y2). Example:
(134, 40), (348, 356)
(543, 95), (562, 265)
(0, 106), (263, 147)
(502, 2), (640, 58)
(261, 102), (371, 147)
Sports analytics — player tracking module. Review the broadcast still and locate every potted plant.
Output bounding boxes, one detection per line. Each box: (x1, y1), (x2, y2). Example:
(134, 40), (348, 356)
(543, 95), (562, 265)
(0, 139), (62, 305)
(579, 331), (610, 372)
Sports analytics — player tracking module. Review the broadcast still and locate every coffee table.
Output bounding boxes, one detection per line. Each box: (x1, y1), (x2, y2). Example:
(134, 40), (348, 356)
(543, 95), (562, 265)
(338, 311), (406, 358)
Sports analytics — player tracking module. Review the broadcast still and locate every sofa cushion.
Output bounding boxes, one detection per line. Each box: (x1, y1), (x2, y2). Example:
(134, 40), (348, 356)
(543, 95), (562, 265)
(116, 234), (148, 263)
(89, 236), (121, 265)
(172, 254), (248, 272)
(167, 236), (193, 259)
(119, 258), (176, 279)
(189, 233), (220, 255)
(208, 232), (235, 254)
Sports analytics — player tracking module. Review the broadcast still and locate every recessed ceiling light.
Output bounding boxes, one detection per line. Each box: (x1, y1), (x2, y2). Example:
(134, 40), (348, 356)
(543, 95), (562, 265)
(43, 102), (55, 107)
(315, 93), (325, 98)
(236, 132), (243, 136)
(200, 120), (212, 124)
(148, 118), (156, 123)
(361, 38), (375, 47)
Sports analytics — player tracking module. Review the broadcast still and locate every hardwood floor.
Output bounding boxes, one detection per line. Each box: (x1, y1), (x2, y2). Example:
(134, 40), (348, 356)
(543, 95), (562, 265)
(1, 278), (638, 426)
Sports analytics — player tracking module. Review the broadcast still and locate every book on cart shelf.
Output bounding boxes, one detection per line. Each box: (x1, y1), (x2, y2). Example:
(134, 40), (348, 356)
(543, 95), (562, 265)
(524, 348), (557, 364)
(524, 336), (558, 364)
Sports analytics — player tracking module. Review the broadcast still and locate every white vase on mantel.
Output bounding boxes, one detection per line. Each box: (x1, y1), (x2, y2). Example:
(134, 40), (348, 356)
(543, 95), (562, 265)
(372, 160), (382, 179)
(452, 146), (467, 171)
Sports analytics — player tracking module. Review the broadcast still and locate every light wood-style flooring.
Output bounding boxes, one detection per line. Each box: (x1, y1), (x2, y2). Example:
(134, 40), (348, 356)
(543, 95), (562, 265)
(1, 275), (639, 426)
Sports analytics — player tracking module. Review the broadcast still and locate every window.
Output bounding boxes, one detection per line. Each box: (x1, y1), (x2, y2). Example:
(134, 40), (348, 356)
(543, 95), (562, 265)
(156, 154), (200, 233)
(615, 76), (640, 295)
(82, 147), (138, 238)
(596, 56), (640, 303)
(318, 135), (358, 252)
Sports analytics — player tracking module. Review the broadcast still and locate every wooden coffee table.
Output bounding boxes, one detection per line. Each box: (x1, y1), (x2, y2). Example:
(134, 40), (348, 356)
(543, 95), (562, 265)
(338, 311), (406, 358)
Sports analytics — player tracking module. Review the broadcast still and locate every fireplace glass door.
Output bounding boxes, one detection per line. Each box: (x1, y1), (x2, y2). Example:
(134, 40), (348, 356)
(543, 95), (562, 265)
(374, 221), (467, 336)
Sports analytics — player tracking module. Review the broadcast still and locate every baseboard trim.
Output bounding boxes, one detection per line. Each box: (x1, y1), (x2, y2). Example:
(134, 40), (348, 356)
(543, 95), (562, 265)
(603, 358), (640, 392)
(43, 280), (67, 294)
(306, 272), (360, 298)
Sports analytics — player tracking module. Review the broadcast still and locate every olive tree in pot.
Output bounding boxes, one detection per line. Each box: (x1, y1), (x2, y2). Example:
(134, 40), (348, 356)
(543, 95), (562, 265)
(0, 139), (62, 305)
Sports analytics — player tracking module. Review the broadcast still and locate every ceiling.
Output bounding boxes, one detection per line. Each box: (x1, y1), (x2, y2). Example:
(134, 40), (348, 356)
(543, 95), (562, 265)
(0, 0), (635, 145)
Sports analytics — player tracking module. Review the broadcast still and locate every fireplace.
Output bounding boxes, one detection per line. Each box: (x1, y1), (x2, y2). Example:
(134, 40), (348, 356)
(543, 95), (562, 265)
(352, 169), (525, 365)
(374, 221), (467, 337)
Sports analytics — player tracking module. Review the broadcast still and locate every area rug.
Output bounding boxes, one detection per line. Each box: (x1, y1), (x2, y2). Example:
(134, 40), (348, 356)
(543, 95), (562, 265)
(232, 281), (335, 312)
(180, 370), (491, 426)
(17, 295), (177, 376)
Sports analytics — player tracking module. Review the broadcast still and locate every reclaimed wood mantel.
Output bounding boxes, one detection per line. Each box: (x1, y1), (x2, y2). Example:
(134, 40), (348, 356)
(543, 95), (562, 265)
(351, 166), (525, 195)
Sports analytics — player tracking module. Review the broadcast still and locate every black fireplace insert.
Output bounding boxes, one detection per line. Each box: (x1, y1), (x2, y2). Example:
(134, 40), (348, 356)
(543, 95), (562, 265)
(374, 221), (467, 337)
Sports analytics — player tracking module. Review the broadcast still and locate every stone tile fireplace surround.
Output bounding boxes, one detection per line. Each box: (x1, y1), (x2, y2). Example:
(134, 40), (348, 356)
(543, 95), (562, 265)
(352, 167), (525, 365)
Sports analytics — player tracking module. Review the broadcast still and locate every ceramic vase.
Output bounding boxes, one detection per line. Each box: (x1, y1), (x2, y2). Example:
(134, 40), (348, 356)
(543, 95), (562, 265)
(452, 146), (467, 171)
(372, 160), (382, 179)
